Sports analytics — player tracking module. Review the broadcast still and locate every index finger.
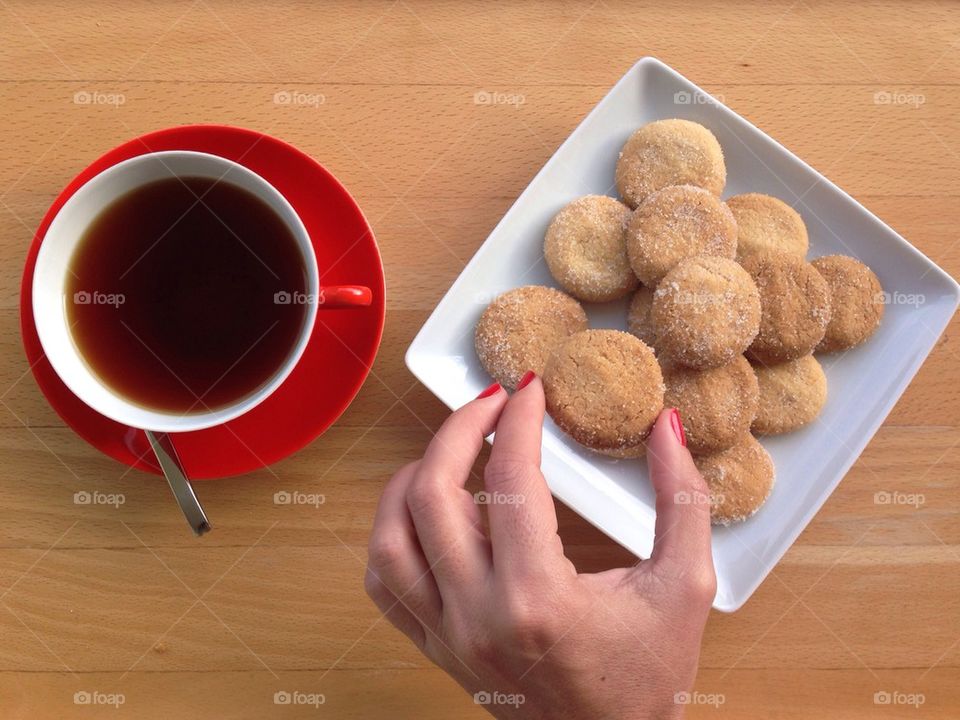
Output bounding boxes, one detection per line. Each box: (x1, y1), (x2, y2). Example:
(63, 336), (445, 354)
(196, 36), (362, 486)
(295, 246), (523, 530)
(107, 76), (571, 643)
(406, 386), (508, 592)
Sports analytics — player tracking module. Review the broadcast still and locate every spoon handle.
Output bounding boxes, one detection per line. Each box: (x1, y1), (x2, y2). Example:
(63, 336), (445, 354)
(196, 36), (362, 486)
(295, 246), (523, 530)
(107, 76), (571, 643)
(146, 430), (211, 536)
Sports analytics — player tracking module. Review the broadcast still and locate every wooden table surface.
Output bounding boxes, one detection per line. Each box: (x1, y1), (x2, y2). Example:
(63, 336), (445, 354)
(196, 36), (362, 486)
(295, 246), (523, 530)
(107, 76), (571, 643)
(2, 1), (959, 717)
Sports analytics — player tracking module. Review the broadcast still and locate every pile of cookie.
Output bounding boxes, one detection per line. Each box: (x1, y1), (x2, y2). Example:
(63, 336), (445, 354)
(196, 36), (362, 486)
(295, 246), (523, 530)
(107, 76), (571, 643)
(475, 118), (884, 525)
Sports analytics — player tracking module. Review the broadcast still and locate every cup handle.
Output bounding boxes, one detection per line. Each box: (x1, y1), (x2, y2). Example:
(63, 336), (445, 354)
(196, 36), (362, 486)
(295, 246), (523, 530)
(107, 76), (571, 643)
(319, 285), (373, 308)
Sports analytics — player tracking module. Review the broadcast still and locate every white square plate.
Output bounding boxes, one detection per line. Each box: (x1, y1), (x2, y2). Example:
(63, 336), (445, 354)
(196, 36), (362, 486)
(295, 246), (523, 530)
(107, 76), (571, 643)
(405, 57), (959, 611)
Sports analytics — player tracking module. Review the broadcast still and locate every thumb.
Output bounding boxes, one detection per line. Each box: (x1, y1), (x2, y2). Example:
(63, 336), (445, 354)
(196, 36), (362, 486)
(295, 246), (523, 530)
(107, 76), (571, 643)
(645, 408), (715, 588)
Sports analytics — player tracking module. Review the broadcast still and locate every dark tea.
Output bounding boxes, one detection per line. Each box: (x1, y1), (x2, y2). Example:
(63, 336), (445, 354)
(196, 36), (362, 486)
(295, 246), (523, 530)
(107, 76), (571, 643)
(66, 176), (309, 414)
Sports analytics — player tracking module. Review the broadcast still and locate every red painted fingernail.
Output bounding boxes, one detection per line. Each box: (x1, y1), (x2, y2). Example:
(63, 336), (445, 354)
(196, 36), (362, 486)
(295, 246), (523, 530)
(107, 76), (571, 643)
(476, 381), (501, 399)
(516, 370), (536, 390)
(669, 408), (686, 447)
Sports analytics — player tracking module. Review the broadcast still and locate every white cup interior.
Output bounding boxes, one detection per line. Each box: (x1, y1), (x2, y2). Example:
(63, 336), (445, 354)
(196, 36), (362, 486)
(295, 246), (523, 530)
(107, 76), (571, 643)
(32, 151), (319, 432)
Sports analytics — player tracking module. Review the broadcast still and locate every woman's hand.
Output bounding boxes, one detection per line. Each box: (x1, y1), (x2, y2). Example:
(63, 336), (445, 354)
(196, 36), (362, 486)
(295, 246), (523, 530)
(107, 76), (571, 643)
(365, 373), (716, 720)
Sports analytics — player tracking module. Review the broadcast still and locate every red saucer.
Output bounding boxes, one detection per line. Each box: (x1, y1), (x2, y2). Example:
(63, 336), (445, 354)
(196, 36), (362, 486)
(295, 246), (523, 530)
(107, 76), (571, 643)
(20, 125), (385, 479)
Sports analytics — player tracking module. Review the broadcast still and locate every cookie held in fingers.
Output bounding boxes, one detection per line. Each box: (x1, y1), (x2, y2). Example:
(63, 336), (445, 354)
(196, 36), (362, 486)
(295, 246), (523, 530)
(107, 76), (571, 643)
(543, 330), (664, 452)
(615, 119), (726, 208)
(626, 185), (738, 286)
(652, 256), (761, 369)
(751, 355), (827, 435)
(475, 286), (588, 390)
(663, 355), (760, 455)
(727, 193), (808, 260)
(811, 255), (884, 353)
(544, 195), (638, 302)
(742, 253), (831, 364)
(694, 433), (775, 525)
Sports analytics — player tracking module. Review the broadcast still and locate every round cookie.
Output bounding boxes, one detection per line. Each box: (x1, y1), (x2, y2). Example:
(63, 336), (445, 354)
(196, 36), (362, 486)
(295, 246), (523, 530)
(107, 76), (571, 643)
(727, 193), (808, 260)
(663, 356), (759, 455)
(626, 185), (738, 285)
(475, 286), (587, 390)
(543, 330), (664, 452)
(752, 355), (827, 435)
(811, 255), (884, 353)
(694, 433), (775, 526)
(626, 285), (657, 350)
(652, 256), (761, 369)
(742, 253), (831, 364)
(615, 119), (726, 208)
(544, 195), (638, 302)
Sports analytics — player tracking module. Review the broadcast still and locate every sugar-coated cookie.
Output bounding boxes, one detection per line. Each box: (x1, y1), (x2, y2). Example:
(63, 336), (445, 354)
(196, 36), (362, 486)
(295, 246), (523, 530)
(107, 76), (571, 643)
(475, 286), (587, 390)
(727, 193), (808, 260)
(626, 285), (657, 350)
(751, 355), (827, 435)
(742, 253), (831, 364)
(652, 256), (761, 369)
(626, 185), (738, 285)
(695, 433), (775, 525)
(615, 119), (726, 209)
(811, 255), (884, 353)
(543, 330), (664, 451)
(544, 195), (637, 302)
(663, 356), (759, 455)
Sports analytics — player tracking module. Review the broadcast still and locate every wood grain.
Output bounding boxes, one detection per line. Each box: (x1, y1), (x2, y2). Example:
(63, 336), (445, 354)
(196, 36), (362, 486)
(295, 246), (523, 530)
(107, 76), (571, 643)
(1, 1), (958, 717)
